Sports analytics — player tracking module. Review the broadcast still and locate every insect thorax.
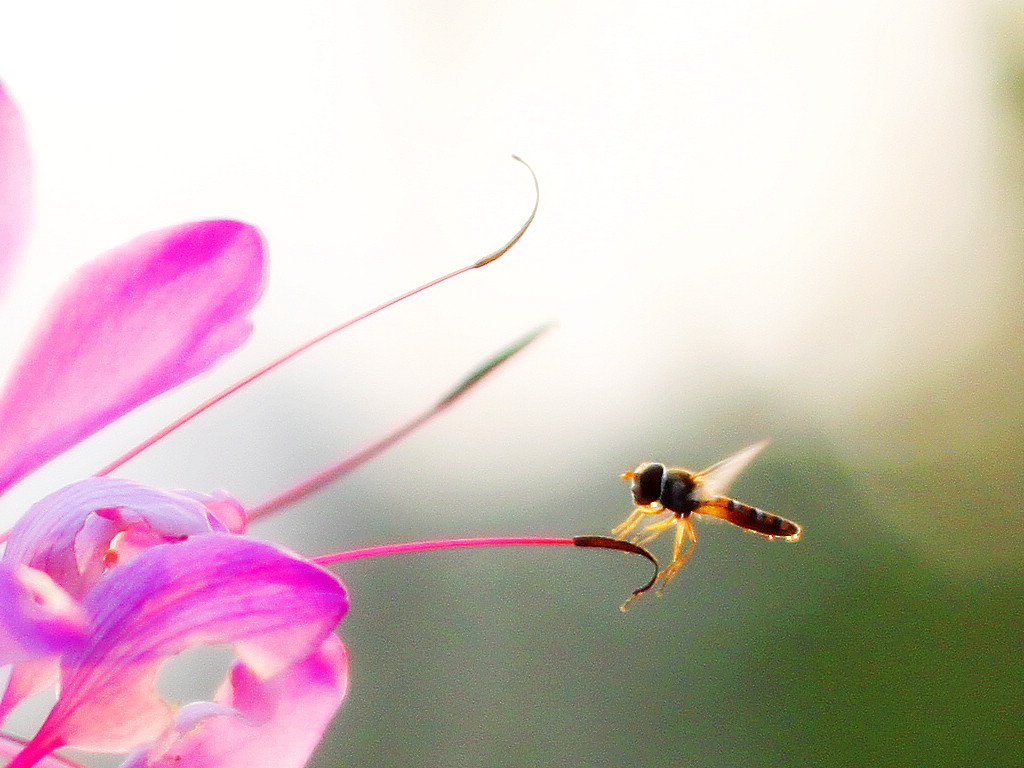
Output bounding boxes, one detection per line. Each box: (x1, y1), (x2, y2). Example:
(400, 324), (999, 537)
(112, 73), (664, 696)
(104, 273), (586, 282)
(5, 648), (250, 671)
(660, 468), (699, 517)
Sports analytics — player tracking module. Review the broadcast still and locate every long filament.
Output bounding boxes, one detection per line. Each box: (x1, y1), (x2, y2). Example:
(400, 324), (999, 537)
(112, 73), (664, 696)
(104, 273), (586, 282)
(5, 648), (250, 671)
(94, 157), (539, 478)
(312, 534), (660, 603)
(312, 537), (574, 565)
(246, 323), (551, 522)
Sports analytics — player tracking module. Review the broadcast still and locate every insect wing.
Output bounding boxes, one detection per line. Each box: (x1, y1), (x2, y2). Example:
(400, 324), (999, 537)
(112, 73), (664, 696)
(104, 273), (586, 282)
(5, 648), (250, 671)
(692, 439), (770, 501)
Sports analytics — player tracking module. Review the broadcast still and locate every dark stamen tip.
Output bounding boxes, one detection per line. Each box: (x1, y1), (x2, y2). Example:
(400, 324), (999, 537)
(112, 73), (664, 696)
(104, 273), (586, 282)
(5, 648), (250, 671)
(472, 156), (540, 268)
(572, 535), (660, 608)
(437, 322), (554, 407)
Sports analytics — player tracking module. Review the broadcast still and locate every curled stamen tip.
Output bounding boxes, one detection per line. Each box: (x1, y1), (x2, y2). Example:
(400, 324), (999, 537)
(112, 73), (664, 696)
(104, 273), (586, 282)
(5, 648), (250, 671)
(472, 156), (540, 268)
(572, 535), (660, 610)
(620, 593), (642, 612)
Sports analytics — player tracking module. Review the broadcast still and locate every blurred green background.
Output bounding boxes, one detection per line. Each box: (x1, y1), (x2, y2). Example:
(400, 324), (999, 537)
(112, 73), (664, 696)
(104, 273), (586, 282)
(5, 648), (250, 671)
(1, 2), (1023, 767)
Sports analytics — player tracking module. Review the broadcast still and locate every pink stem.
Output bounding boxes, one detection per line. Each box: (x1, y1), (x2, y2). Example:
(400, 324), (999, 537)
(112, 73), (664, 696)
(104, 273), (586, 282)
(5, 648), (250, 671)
(312, 537), (574, 565)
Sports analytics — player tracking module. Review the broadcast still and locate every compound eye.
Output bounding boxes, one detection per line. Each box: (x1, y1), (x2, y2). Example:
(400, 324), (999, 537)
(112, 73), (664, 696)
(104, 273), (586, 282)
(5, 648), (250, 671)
(632, 463), (665, 506)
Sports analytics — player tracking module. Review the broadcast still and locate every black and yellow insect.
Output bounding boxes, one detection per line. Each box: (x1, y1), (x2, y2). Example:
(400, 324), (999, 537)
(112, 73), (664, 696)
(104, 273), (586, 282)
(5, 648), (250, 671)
(615, 440), (801, 609)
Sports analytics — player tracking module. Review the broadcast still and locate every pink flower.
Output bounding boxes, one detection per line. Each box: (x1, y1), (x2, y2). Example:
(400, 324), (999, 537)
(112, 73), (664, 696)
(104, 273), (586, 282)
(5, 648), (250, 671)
(0, 80), (648, 768)
(0, 480), (249, 725)
(1, 491), (349, 768)
(0, 81), (349, 768)
(12, 536), (347, 766)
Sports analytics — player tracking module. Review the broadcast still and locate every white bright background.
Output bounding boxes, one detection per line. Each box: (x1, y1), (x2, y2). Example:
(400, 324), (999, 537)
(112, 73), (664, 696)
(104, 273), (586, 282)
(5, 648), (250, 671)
(0, 2), (1022, 766)
(0, 3), (1012, 560)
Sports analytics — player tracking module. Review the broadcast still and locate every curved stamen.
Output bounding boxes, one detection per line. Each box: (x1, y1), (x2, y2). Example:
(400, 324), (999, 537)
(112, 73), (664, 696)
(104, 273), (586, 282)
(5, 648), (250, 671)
(312, 534), (659, 605)
(312, 536), (575, 564)
(94, 157), (539, 478)
(572, 536), (660, 607)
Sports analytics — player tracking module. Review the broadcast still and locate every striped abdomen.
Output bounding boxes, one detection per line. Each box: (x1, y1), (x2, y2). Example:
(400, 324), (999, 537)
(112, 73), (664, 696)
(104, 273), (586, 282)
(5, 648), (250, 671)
(702, 497), (802, 540)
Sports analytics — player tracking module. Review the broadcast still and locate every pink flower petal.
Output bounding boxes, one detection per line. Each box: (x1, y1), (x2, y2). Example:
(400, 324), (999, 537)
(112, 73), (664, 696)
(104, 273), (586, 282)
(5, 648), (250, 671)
(0, 220), (266, 496)
(0, 734), (87, 768)
(178, 489), (248, 534)
(4, 478), (222, 598)
(120, 636), (348, 768)
(0, 657), (60, 725)
(21, 535), (346, 755)
(0, 81), (32, 298)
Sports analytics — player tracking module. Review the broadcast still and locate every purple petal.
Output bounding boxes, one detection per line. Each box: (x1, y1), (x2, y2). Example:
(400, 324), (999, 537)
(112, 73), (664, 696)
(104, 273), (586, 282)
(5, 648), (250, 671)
(3, 478), (220, 598)
(22, 535), (346, 754)
(119, 636), (348, 768)
(0, 563), (87, 725)
(0, 562), (87, 726)
(0, 564), (87, 666)
(0, 81), (33, 298)
(0, 220), (266, 496)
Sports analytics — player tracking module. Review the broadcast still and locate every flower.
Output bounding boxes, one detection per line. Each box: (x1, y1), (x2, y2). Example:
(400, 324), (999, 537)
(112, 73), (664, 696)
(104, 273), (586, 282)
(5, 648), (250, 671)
(14, 536), (347, 766)
(1, 489), (349, 768)
(0, 81), (351, 768)
(0, 479), (246, 723)
(0, 80), (652, 768)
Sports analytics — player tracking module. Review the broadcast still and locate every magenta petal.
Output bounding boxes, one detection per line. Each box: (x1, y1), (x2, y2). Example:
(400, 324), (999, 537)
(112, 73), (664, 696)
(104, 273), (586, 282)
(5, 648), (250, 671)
(0, 81), (33, 297)
(0, 220), (266, 496)
(4, 478), (219, 598)
(120, 636), (348, 768)
(23, 535), (346, 755)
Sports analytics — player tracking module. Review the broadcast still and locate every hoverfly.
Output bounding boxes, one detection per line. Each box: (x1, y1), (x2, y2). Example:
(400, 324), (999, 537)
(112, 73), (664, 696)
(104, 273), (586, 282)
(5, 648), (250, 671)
(615, 440), (801, 609)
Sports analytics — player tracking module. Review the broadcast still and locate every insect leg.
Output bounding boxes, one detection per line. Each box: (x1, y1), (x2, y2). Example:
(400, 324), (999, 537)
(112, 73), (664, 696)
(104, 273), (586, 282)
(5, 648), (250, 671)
(654, 517), (697, 596)
(612, 505), (662, 539)
(634, 515), (679, 547)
